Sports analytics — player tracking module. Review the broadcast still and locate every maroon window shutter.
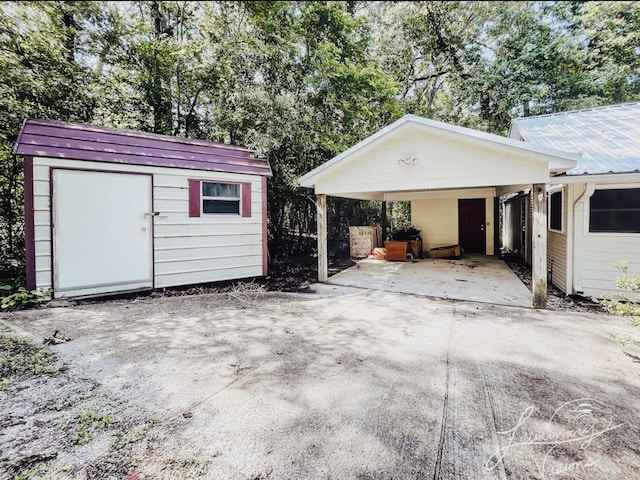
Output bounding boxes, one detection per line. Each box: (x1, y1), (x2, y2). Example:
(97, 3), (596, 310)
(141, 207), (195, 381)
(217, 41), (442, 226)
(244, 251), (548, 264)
(241, 182), (252, 218)
(188, 179), (201, 217)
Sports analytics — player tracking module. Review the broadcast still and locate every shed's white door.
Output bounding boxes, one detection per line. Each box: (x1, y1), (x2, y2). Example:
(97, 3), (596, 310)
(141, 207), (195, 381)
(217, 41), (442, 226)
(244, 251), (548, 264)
(53, 170), (153, 298)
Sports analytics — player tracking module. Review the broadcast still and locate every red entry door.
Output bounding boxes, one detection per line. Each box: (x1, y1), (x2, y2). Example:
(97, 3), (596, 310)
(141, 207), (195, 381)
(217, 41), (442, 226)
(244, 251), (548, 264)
(458, 198), (486, 254)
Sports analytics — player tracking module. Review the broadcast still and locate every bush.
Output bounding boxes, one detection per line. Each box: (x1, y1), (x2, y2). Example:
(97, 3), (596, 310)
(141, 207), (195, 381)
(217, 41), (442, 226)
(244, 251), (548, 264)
(389, 225), (422, 241)
(601, 261), (640, 320)
(0, 278), (49, 310)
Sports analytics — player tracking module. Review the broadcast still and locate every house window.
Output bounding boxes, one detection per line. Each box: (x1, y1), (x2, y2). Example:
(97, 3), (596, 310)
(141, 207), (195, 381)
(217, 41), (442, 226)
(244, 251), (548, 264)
(589, 188), (640, 233)
(202, 182), (240, 214)
(549, 190), (562, 232)
(188, 179), (252, 218)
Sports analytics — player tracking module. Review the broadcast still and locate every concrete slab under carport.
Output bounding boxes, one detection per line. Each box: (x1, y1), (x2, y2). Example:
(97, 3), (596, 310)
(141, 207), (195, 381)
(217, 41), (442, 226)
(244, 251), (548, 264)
(327, 254), (532, 307)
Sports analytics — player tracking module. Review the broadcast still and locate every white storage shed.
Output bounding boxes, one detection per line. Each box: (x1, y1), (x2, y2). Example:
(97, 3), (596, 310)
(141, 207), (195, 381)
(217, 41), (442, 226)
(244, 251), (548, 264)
(15, 119), (272, 298)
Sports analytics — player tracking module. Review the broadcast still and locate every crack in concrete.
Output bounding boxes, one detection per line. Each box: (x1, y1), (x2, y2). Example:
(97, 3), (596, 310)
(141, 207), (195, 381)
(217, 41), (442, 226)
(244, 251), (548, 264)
(478, 362), (509, 480)
(433, 315), (454, 480)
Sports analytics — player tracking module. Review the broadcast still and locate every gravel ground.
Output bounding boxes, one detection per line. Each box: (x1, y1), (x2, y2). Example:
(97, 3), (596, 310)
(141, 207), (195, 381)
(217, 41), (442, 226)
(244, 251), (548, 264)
(502, 255), (605, 313)
(0, 325), (170, 480)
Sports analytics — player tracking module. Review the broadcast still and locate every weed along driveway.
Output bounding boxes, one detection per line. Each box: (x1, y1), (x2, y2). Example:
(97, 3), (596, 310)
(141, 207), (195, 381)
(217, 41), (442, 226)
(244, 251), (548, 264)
(2, 289), (640, 479)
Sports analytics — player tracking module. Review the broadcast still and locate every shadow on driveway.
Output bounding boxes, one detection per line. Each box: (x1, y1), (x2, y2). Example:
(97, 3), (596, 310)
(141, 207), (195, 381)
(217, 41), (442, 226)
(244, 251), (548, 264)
(3, 289), (640, 479)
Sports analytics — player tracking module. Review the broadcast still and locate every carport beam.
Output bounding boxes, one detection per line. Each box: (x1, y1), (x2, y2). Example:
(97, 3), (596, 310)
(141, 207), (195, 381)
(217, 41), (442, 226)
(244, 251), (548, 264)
(317, 194), (328, 282)
(532, 183), (547, 308)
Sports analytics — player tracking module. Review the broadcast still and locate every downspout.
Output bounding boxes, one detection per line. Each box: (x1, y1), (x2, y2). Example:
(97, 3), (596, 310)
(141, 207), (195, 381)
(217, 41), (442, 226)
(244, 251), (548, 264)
(571, 183), (595, 294)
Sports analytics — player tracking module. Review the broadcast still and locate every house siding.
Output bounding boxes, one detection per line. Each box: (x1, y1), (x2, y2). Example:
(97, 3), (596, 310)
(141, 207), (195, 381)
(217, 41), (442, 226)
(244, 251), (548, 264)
(411, 193), (495, 255)
(313, 126), (550, 195)
(525, 194), (533, 265)
(31, 157), (264, 293)
(581, 234), (640, 297)
(547, 186), (568, 293)
(411, 198), (458, 253)
(579, 183), (640, 298)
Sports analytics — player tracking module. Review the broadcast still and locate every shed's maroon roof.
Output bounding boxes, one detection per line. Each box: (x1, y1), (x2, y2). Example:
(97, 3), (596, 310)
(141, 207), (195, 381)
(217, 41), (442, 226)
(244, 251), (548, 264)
(13, 119), (272, 177)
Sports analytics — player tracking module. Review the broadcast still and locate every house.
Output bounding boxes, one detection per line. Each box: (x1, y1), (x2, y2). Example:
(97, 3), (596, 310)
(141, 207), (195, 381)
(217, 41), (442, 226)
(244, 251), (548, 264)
(299, 114), (580, 308)
(15, 119), (271, 298)
(504, 102), (640, 299)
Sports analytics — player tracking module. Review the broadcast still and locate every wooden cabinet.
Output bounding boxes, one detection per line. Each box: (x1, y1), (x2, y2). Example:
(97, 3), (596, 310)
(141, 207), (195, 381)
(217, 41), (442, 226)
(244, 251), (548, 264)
(384, 241), (409, 261)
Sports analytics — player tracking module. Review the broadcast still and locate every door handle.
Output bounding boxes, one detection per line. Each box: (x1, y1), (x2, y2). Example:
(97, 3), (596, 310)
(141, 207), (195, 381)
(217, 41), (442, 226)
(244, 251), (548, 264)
(480, 224), (485, 231)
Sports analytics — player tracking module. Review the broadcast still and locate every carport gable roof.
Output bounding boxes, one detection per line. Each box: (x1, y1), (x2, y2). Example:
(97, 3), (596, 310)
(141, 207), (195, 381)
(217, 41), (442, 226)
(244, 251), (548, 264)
(14, 119), (272, 177)
(299, 114), (579, 190)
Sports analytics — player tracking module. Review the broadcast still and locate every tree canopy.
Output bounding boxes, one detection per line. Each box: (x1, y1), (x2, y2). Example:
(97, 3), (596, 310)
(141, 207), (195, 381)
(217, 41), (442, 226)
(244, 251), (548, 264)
(1, 1), (638, 274)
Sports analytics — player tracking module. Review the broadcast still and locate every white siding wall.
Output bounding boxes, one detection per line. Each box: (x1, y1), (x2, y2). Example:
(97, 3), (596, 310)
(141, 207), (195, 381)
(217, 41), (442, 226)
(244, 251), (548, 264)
(314, 125), (550, 195)
(547, 186), (568, 293)
(578, 182), (640, 298)
(411, 192), (495, 255)
(32, 157), (265, 292)
(411, 198), (458, 252)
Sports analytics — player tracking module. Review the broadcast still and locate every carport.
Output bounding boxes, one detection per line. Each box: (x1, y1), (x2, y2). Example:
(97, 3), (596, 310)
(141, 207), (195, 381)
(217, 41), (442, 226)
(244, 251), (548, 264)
(326, 255), (532, 307)
(299, 115), (579, 308)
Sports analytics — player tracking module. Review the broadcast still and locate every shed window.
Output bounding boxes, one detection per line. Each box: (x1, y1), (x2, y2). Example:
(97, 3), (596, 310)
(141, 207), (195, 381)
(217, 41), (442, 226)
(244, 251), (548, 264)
(589, 188), (640, 233)
(549, 190), (562, 232)
(202, 182), (240, 214)
(188, 179), (252, 218)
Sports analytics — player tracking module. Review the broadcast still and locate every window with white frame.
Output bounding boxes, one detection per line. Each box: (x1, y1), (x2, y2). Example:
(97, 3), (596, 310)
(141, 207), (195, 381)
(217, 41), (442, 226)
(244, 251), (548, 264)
(549, 189), (563, 232)
(589, 188), (640, 233)
(202, 182), (240, 214)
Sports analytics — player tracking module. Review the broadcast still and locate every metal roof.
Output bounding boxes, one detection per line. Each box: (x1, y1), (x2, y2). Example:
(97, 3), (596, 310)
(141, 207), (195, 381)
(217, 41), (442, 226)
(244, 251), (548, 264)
(13, 119), (272, 177)
(510, 102), (640, 176)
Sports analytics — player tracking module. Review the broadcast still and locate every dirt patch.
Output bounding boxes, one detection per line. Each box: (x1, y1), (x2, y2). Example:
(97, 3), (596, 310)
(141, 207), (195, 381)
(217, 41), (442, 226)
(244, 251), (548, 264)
(265, 255), (355, 292)
(0, 325), (208, 480)
(502, 254), (604, 313)
(48, 255), (357, 307)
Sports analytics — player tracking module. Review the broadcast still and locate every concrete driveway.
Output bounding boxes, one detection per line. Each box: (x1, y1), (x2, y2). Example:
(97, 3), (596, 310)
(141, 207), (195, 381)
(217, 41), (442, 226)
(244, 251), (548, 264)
(328, 255), (533, 307)
(4, 288), (640, 479)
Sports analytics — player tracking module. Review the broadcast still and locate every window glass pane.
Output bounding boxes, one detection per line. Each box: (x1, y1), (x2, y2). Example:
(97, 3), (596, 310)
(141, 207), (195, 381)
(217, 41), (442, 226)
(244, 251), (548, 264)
(549, 191), (562, 231)
(203, 199), (240, 214)
(202, 182), (239, 198)
(589, 188), (640, 233)
(591, 188), (640, 210)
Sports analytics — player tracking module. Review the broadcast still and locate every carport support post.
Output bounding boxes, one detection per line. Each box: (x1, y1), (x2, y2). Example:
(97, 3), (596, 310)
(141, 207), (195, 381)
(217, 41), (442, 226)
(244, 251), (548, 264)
(532, 183), (547, 308)
(317, 194), (328, 282)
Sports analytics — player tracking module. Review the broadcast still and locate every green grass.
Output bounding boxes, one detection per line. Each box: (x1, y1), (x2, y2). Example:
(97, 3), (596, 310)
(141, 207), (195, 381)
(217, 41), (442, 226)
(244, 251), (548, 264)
(71, 409), (115, 445)
(0, 328), (58, 384)
(14, 466), (45, 480)
(609, 333), (640, 347)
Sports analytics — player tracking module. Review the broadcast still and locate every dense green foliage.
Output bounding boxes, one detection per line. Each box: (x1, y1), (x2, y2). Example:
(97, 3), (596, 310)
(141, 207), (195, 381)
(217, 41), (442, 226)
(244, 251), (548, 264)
(0, 279), (50, 309)
(1, 1), (638, 273)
